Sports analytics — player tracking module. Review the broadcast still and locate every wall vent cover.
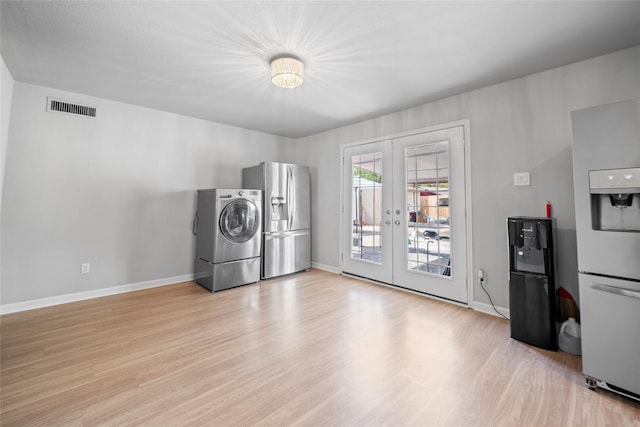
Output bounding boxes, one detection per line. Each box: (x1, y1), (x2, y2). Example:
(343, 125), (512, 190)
(47, 98), (97, 118)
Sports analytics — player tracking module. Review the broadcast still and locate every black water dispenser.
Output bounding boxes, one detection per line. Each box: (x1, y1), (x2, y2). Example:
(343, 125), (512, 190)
(508, 217), (557, 350)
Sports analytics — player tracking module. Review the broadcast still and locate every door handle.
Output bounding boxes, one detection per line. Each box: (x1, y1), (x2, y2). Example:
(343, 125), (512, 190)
(287, 166), (294, 229)
(394, 220), (401, 225)
(192, 212), (198, 235)
(590, 282), (640, 300)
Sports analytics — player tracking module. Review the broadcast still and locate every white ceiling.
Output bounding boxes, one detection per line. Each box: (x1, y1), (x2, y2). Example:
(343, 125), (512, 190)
(2, 1), (640, 139)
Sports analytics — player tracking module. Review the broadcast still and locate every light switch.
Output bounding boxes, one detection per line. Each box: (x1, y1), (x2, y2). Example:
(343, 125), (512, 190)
(514, 172), (530, 186)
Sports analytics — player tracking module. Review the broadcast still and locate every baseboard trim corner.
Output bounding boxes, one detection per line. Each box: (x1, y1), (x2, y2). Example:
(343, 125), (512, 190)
(311, 262), (341, 275)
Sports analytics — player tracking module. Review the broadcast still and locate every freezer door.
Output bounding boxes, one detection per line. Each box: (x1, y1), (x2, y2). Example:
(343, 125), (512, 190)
(579, 273), (640, 396)
(262, 230), (311, 279)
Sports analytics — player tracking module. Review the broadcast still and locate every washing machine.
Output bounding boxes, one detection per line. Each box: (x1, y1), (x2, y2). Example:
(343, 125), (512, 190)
(194, 189), (262, 292)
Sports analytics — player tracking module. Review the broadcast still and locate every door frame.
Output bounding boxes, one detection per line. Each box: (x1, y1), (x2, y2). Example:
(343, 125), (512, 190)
(339, 119), (474, 305)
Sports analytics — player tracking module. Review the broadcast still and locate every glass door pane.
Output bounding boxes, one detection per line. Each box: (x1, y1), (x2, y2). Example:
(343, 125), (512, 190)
(351, 152), (383, 264)
(405, 142), (451, 276)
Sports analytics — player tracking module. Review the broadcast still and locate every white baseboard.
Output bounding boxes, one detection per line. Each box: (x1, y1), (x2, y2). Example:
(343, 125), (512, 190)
(0, 274), (194, 315)
(311, 262), (341, 275)
(472, 301), (510, 319)
(1, 270), (509, 320)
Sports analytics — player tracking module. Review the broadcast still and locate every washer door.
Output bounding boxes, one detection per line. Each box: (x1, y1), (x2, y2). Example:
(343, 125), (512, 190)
(219, 199), (260, 243)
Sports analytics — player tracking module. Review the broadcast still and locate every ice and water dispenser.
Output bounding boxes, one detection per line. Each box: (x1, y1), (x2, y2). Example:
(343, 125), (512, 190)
(589, 168), (640, 231)
(508, 217), (557, 350)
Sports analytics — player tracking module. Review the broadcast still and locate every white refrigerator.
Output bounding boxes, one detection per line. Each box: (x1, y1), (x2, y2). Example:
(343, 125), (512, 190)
(571, 98), (640, 401)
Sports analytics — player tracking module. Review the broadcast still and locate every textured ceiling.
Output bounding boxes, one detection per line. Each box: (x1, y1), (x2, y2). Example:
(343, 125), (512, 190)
(2, 1), (640, 138)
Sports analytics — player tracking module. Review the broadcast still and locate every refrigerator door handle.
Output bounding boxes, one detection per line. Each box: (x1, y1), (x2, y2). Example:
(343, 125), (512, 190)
(590, 282), (640, 300)
(192, 211), (198, 236)
(287, 165), (294, 229)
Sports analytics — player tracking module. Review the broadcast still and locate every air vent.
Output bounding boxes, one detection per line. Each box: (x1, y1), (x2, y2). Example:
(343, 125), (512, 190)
(47, 98), (97, 118)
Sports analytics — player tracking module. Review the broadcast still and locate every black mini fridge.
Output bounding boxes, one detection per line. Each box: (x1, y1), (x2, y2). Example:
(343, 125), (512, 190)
(507, 217), (557, 350)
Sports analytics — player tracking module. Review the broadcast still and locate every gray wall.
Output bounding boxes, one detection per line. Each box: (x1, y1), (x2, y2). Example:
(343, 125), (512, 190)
(1, 82), (296, 304)
(296, 45), (640, 311)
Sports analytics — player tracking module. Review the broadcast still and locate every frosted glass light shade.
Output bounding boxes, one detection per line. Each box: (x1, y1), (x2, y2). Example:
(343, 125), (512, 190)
(270, 56), (304, 88)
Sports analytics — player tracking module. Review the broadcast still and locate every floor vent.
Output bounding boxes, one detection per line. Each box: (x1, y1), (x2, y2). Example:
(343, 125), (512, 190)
(47, 98), (97, 118)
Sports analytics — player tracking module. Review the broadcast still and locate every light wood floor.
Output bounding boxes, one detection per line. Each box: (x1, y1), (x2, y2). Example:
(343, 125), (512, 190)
(1, 269), (639, 426)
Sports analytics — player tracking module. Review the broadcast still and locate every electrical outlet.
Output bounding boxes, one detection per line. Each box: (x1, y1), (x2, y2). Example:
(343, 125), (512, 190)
(81, 263), (90, 274)
(478, 269), (485, 281)
(513, 172), (530, 186)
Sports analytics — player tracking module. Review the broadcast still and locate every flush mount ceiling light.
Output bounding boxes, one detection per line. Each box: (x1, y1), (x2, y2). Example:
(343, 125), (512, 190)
(270, 56), (304, 88)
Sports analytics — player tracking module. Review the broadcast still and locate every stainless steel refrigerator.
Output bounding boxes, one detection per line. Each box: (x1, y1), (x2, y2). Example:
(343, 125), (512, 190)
(242, 162), (311, 279)
(571, 98), (640, 401)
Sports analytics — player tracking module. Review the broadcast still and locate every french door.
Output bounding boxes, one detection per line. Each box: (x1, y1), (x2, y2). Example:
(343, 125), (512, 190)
(341, 139), (393, 283)
(341, 124), (469, 304)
